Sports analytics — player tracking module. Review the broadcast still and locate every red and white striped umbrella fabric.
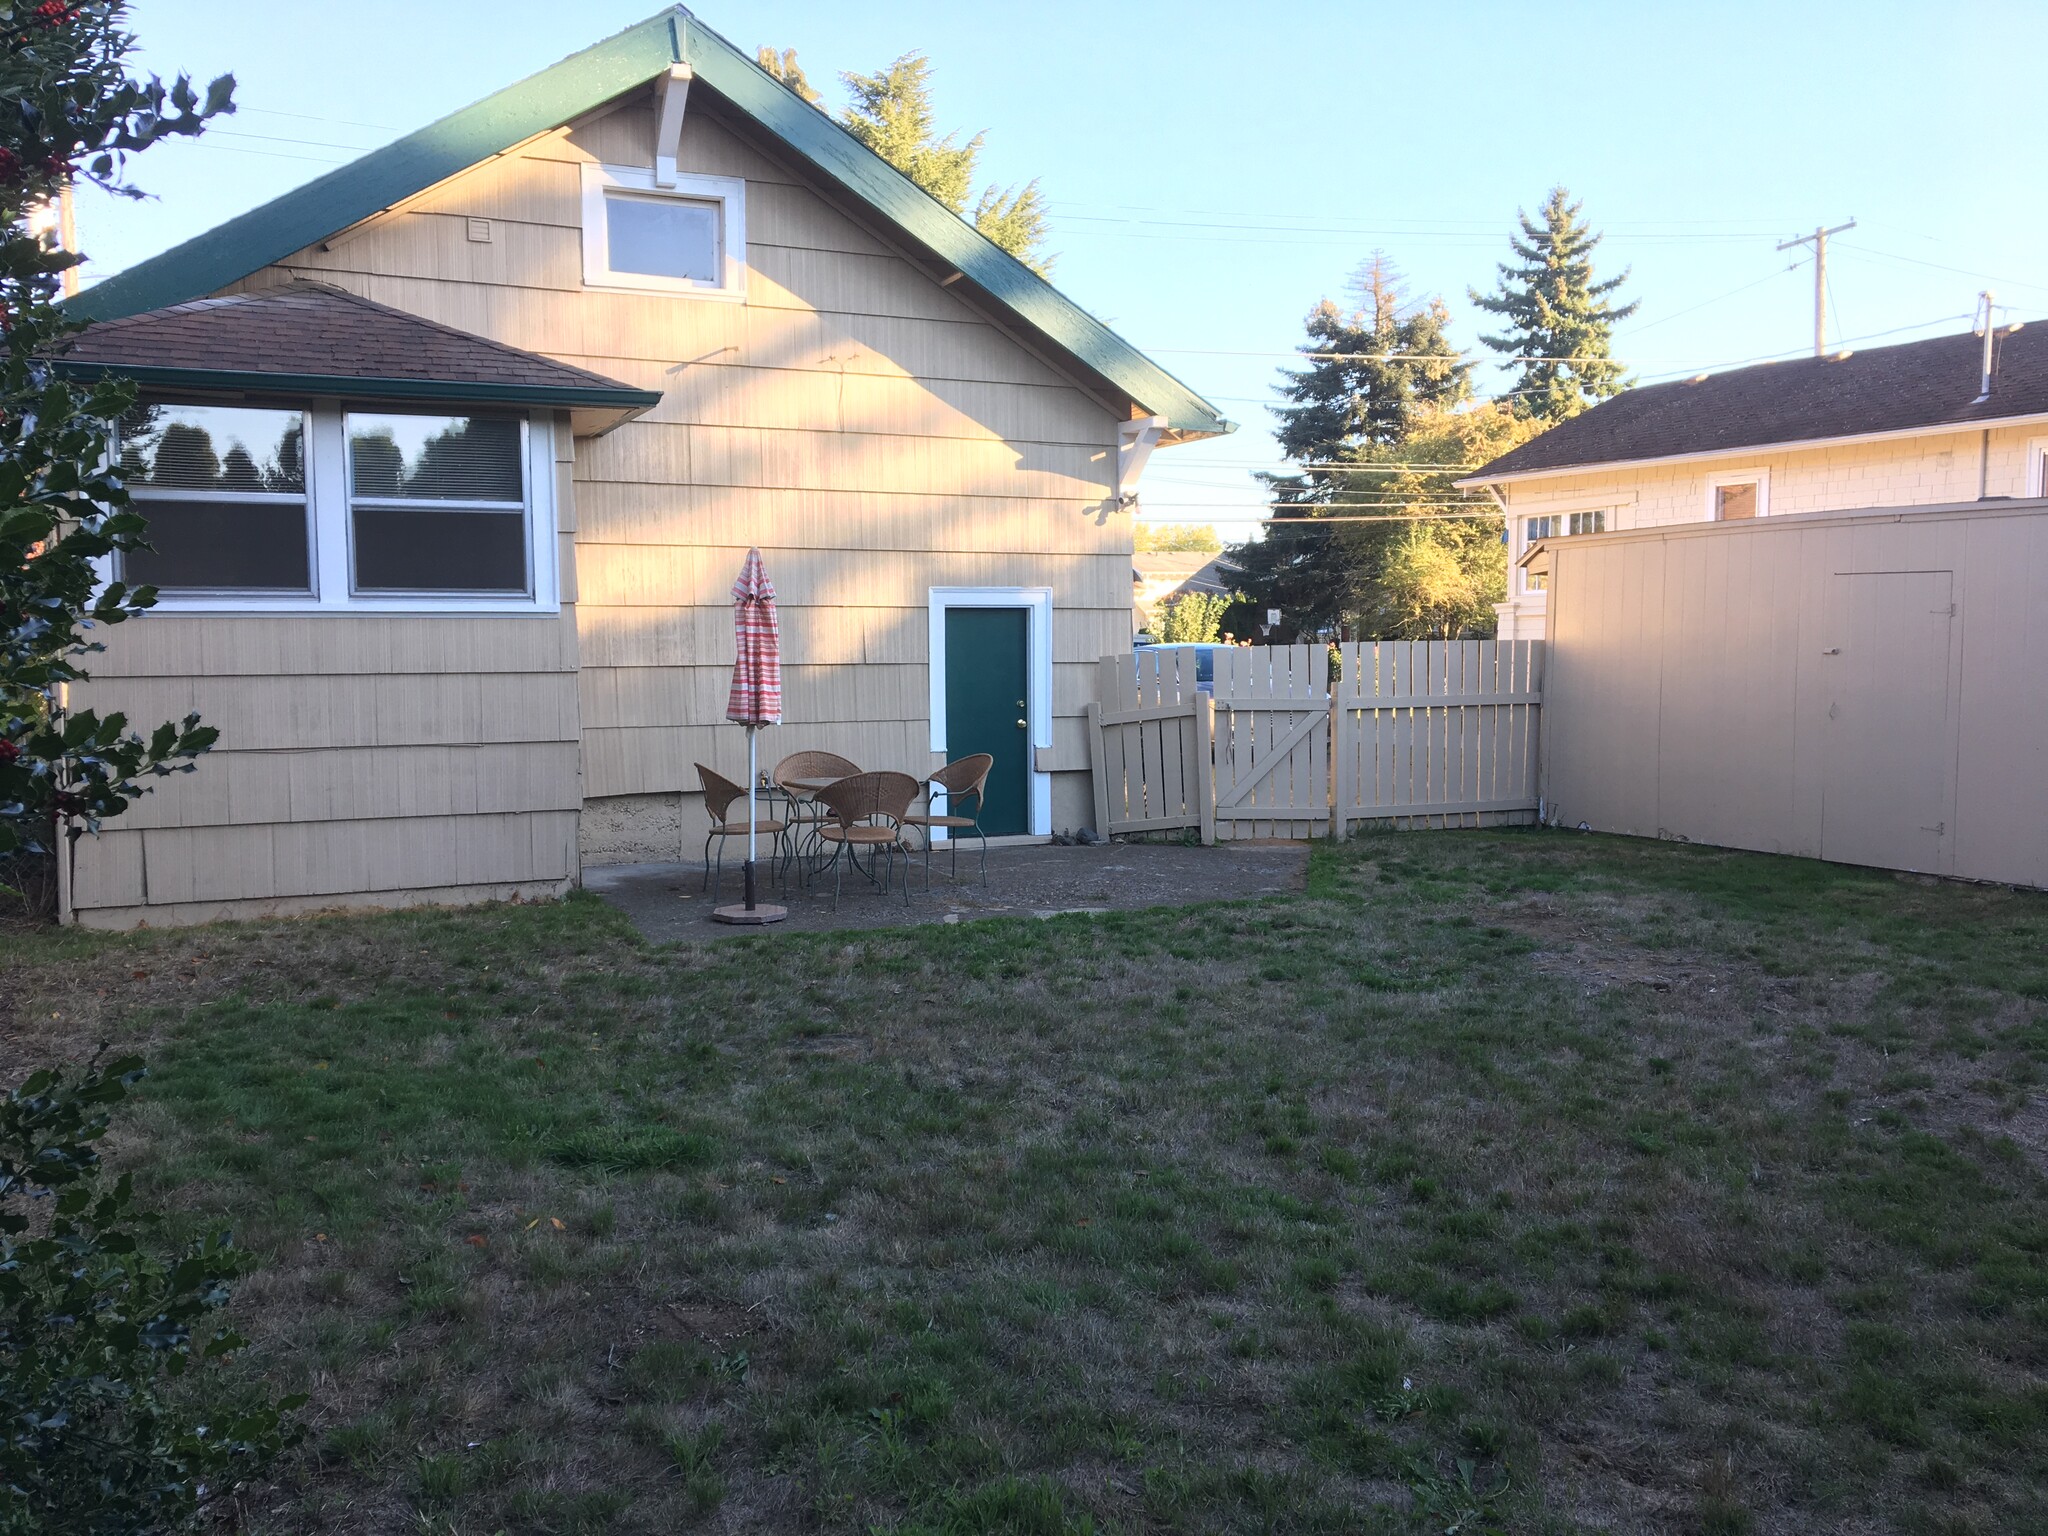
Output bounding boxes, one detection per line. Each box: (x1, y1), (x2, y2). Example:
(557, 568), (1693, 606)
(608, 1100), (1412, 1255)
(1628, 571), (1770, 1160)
(726, 547), (781, 727)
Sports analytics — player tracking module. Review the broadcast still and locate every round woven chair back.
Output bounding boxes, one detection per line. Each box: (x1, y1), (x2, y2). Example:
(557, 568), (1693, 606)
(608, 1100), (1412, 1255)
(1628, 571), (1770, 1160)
(815, 770), (920, 829)
(930, 753), (994, 800)
(695, 763), (747, 826)
(772, 750), (860, 790)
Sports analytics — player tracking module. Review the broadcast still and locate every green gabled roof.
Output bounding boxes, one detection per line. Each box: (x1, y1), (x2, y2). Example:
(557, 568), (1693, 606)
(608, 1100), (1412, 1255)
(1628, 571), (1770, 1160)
(72, 7), (1231, 438)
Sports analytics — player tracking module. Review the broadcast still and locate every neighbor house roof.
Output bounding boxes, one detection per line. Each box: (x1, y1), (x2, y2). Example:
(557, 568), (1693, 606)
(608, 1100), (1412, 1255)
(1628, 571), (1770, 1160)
(67, 7), (1231, 439)
(1462, 324), (2048, 484)
(55, 284), (662, 418)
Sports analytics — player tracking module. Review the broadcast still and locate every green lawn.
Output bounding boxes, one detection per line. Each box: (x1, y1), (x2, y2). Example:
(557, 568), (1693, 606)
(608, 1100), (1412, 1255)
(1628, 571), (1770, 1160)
(7, 830), (2047, 1534)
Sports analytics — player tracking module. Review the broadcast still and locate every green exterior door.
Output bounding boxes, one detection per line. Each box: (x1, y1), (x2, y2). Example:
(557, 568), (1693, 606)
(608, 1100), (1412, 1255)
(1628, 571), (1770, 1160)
(944, 606), (1031, 836)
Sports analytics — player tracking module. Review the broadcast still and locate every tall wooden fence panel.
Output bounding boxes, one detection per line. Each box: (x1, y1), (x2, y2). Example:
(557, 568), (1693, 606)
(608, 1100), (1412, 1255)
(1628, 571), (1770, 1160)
(1332, 640), (1544, 831)
(1212, 644), (1331, 840)
(1089, 648), (1213, 841)
(1088, 642), (1544, 841)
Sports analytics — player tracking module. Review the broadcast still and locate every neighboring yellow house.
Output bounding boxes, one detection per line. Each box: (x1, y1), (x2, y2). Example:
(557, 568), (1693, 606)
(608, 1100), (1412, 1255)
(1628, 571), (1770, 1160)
(1461, 323), (2047, 639)
(55, 7), (1228, 928)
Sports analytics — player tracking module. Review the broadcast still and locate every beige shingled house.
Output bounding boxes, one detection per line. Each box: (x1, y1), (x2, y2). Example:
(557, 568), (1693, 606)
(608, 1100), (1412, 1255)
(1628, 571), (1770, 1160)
(1464, 321), (2048, 640)
(56, 7), (1229, 928)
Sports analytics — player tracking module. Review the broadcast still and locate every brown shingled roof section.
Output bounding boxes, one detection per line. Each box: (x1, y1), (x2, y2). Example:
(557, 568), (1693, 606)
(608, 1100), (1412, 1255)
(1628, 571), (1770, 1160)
(59, 283), (642, 394)
(1472, 324), (2047, 480)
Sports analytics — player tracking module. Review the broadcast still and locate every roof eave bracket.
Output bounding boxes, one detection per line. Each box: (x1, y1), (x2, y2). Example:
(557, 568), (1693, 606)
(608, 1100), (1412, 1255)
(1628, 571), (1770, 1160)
(1116, 415), (1166, 510)
(653, 63), (693, 187)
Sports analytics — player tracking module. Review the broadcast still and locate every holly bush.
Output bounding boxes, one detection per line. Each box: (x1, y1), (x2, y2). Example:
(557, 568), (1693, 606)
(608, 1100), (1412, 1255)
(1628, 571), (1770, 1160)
(0, 1054), (304, 1533)
(0, 1), (234, 912)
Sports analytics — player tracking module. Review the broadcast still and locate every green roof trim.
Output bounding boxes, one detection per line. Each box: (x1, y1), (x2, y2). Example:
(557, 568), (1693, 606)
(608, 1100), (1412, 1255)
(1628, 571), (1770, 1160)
(51, 360), (663, 412)
(69, 7), (1230, 437)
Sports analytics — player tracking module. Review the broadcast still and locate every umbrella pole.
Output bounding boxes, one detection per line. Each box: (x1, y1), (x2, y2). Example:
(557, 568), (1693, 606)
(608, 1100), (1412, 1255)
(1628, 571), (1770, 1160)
(743, 724), (758, 912)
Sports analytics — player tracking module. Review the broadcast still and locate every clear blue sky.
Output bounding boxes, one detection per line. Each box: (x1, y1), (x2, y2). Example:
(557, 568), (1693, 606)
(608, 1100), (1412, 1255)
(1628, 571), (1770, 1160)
(79, 0), (2048, 534)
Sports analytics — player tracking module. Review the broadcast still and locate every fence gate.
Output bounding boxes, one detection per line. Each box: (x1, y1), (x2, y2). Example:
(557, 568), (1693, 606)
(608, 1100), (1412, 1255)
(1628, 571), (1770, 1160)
(1211, 644), (1331, 839)
(1088, 648), (1213, 841)
(1088, 641), (1544, 842)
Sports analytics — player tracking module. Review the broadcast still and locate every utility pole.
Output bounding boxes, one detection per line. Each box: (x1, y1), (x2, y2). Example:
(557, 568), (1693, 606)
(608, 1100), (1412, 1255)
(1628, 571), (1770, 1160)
(1777, 219), (1856, 356)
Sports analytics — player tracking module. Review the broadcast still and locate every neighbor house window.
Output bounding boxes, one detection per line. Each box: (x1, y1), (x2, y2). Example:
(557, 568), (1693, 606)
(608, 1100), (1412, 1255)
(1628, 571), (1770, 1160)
(1519, 510), (1608, 593)
(580, 163), (746, 297)
(114, 400), (557, 613)
(1707, 470), (1769, 521)
(118, 403), (311, 593)
(347, 413), (528, 594)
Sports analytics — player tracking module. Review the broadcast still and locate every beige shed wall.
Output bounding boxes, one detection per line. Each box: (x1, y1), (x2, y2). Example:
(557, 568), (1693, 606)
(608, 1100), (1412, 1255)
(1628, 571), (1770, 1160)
(68, 420), (584, 928)
(1540, 499), (2048, 889)
(224, 90), (1137, 859)
(1493, 422), (2045, 639)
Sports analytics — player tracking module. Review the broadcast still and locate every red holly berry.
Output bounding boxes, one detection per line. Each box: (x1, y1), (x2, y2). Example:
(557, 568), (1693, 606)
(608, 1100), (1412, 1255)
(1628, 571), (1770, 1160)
(0, 739), (18, 765)
(32, 2), (75, 26)
(0, 148), (19, 184)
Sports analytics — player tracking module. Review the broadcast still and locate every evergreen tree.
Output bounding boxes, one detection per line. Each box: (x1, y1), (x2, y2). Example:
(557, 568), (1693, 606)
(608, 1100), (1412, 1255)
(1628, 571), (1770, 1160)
(756, 46), (820, 105)
(970, 179), (1050, 275)
(1469, 187), (1638, 423)
(1229, 257), (1471, 635)
(842, 53), (980, 213)
(838, 51), (1052, 273)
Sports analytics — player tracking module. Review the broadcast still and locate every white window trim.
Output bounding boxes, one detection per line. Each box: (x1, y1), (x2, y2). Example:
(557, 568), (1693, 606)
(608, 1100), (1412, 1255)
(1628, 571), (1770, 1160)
(125, 403), (559, 617)
(927, 586), (1054, 839)
(580, 162), (746, 301)
(2025, 436), (2048, 497)
(1508, 495), (1625, 599)
(1705, 467), (1772, 521)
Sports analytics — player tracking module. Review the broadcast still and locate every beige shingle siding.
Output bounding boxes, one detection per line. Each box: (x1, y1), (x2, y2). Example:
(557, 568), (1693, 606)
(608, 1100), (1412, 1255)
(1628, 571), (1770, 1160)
(78, 82), (1136, 911)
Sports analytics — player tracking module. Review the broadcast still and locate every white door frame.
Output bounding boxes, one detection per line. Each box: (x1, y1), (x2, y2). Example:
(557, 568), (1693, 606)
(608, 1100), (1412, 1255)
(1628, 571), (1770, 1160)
(928, 586), (1053, 837)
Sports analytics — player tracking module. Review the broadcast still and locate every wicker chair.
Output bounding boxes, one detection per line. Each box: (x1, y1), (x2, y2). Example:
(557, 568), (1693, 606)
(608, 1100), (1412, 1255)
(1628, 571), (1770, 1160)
(772, 750), (860, 873)
(902, 753), (994, 888)
(695, 763), (788, 897)
(812, 770), (919, 908)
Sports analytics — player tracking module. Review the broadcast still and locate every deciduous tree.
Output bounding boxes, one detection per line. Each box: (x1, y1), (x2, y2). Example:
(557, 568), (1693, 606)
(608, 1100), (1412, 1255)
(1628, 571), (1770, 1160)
(755, 45), (820, 104)
(1134, 523), (1221, 554)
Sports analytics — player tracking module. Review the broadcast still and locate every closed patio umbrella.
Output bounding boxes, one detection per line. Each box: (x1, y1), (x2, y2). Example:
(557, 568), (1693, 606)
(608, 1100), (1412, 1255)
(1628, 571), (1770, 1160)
(713, 547), (787, 925)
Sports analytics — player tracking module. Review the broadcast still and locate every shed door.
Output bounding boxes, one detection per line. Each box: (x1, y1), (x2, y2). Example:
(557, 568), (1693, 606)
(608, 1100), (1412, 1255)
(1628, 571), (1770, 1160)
(1820, 571), (1956, 874)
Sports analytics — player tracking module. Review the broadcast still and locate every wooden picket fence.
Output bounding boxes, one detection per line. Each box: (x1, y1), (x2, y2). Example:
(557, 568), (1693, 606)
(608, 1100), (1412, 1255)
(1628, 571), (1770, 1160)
(1089, 641), (1544, 842)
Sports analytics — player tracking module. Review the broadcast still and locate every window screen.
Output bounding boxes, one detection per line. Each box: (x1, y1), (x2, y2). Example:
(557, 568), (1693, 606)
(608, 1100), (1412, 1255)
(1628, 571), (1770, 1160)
(347, 414), (528, 594)
(118, 404), (310, 592)
(604, 191), (720, 283)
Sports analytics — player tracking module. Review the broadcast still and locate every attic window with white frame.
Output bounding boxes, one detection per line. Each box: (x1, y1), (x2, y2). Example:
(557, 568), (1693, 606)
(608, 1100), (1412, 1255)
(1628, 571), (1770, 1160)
(580, 163), (746, 298)
(114, 400), (558, 614)
(1707, 469), (1769, 521)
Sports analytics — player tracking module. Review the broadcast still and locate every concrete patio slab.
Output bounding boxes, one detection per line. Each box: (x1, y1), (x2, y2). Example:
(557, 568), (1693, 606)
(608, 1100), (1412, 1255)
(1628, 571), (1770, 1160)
(584, 840), (1310, 943)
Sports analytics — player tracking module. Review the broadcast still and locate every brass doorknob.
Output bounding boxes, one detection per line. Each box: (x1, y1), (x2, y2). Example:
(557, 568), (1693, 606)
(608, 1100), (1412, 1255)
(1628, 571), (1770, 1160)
(1016, 718), (1027, 728)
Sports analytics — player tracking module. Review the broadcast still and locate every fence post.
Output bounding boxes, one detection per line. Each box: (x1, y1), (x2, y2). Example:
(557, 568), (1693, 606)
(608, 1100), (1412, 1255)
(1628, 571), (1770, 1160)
(1329, 696), (1344, 840)
(1195, 693), (1216, 845)
(1087, 700), (1112, 837)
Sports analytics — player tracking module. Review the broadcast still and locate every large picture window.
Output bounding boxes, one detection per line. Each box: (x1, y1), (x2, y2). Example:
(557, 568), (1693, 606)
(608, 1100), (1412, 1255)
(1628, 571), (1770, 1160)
(347, 413), (528, 594)
(114, 400), (557, 614)
(580, 163), (746, 298)
(118, 404), (311, 593)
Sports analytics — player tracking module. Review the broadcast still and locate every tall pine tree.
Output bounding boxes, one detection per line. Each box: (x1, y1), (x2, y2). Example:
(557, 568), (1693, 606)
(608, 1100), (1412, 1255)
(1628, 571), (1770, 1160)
(1229, 257), (1471, 636)
(1468, 187), (1637, 423)
(839, 52), (1051, 273)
